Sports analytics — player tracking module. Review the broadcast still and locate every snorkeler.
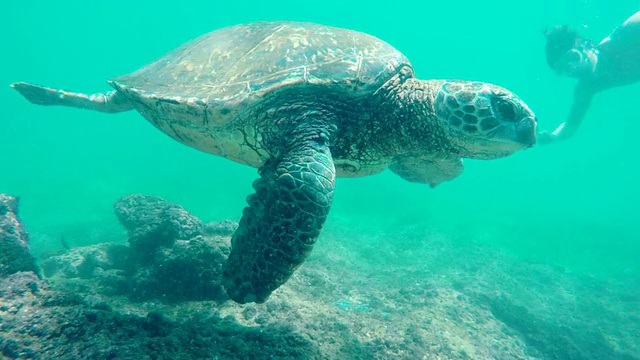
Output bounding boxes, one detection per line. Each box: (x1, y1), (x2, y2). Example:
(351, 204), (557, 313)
(539, 10), (640, 144)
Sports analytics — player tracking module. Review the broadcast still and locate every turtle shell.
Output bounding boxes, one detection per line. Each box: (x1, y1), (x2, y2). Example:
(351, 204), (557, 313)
(109, 21), (413, 127)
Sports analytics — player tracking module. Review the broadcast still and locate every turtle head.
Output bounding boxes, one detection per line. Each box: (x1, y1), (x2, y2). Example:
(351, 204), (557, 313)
(434, 81), (537, 159)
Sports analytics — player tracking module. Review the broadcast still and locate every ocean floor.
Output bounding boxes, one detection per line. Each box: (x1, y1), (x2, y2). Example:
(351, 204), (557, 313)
(1, 193), (638, 360)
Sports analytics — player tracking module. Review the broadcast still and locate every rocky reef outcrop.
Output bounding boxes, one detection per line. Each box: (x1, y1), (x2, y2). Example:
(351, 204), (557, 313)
(0, 194), (39, 278)
(43, 194), (232, 303)
(1, 193), (637, 360)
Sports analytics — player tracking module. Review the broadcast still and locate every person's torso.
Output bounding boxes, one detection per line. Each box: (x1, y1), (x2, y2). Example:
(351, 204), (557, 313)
(589, 11), (640, 91)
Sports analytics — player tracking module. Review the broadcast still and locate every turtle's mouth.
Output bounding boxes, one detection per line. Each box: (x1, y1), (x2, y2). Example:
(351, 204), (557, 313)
(451, 116), (536, 159)
(485, 117), (537, 150)
(462, 137), (533, 160)
(480, 138), (528, 151)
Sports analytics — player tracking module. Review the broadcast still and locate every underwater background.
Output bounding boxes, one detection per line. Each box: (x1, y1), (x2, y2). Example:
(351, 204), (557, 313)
(1, 0), (639, 359)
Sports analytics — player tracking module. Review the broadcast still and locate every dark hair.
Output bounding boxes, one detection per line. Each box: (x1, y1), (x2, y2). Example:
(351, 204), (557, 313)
(543, 25), (583, 68)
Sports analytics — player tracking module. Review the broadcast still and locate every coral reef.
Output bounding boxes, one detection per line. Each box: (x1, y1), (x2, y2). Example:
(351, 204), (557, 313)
(44, 194), (231, 303)
(113, 194), (203, 264)
(0, 271), (318, 359)
(0, 194), (39, 278)
(1, 193), (638, 359)
(128, 235), (229, 302)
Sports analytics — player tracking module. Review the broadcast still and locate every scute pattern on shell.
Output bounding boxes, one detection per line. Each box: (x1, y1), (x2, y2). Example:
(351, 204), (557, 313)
(112, 21), (411, 106)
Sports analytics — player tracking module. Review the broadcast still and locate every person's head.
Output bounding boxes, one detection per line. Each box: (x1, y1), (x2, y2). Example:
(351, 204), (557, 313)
(544, 25), (598, 78)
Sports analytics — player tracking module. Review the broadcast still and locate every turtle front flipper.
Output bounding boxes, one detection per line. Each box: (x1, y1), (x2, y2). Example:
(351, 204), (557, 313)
(11, 82), (133, 113)
(222, 129), (335, 304)
(389, 154), (464, 188)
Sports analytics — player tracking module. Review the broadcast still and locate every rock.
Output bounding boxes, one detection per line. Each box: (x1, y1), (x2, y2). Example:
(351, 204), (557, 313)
(40, 242), (129, 279)
(0, 270), (318, 359)
(130, 236), (230, 302)
(0, 271), (42, 300)
(41, 222), (232, 302)
(0, 194), (39, 278)
(113, 194), (203, 263)
(204, 219), (239, 237)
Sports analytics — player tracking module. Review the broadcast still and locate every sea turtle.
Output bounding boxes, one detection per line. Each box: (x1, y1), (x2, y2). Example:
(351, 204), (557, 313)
(11, 21), (537, 304)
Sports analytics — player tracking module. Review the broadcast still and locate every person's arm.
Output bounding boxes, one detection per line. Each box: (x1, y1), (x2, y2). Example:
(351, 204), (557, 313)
(539, 83), (595, 144)
(552, 83), (595, 139)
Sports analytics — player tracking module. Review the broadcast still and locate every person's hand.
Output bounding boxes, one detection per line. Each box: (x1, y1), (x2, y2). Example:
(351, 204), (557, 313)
(537, 130), (559, 145)
(537, 122), (568, 145)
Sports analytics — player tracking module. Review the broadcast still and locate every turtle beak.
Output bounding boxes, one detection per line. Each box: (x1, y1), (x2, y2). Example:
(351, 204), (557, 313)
(517, 116), (537, 149)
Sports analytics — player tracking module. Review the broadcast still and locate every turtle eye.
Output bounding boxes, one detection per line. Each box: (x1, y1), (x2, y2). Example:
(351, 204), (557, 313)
(495, 99), (518, 122)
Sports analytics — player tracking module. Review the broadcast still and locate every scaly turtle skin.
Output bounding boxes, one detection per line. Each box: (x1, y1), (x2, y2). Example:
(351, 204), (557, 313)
(11, 21), (537, 304)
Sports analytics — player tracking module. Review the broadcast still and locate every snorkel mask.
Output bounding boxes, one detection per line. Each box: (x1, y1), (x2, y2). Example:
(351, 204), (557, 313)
(553, 39), (598, 77)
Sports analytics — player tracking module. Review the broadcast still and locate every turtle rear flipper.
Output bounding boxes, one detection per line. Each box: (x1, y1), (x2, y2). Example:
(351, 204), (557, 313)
(11, 82), (133, 113)
(222, 121), (336, 304)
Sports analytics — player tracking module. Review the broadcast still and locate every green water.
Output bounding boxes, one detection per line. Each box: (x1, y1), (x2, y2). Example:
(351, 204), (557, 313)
(1, 0), (639, 348)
